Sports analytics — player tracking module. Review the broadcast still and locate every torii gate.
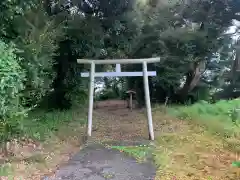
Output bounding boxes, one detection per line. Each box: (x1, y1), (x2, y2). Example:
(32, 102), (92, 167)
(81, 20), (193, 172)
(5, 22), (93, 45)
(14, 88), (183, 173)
(77, 57), (160, 140)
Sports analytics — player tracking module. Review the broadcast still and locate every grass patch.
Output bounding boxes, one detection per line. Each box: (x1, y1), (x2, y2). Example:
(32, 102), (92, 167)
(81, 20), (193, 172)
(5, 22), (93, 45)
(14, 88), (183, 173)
(153, 124), (240, 180)
(168, 100), (240, 152)
(168, 100), (240, 135)
(109, 145), (151, 162)
(152, 100), (240, 179)
(0, 163), (12, 176)
(22, 108), (87, 141)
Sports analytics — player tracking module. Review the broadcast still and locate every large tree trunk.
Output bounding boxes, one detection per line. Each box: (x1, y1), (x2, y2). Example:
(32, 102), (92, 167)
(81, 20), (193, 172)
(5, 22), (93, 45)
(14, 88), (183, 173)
(178, 61), (205, 101)
(44, 0), (52, 15)
(231, 40), (240, 85)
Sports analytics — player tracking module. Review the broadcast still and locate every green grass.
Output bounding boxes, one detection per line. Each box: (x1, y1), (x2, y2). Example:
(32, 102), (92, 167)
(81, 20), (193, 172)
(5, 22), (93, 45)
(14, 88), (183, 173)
(166, 99), (240, 175)
(21, 108), (87, 141)
(152, 104), (240, 179)
(232, 161), (240, 167)
(168, 99), (240, 139)
(0, 163), (12, 176)
(109, 145), (151, 162)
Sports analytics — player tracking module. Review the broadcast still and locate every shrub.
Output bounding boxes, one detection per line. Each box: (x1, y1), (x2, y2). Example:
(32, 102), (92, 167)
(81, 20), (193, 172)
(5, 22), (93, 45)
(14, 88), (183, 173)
(0, 40), (26, 153)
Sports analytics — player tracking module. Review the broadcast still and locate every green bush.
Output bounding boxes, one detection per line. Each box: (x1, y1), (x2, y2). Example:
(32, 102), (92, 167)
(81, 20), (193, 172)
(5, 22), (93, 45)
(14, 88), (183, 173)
(0, 40), (26, 151)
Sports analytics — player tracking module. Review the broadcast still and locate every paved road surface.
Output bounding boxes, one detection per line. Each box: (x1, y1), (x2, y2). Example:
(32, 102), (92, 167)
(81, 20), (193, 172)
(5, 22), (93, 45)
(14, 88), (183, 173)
(44, 144), (155, 180)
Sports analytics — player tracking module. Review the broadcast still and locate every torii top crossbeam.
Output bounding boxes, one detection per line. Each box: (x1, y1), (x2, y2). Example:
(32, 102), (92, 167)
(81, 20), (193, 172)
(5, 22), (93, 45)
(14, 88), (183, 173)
(77, 57), (160, 140)
(77, 57), (160, 64)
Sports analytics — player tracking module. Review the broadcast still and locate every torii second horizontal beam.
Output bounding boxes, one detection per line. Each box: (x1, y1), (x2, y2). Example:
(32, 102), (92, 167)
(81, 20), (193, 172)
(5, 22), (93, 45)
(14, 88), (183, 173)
(77, 57), (160, 64)
(81, 71), (157, 77)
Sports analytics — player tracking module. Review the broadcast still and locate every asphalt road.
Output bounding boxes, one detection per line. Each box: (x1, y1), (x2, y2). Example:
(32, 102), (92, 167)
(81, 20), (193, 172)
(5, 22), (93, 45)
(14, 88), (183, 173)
(44, 144), (156, 180)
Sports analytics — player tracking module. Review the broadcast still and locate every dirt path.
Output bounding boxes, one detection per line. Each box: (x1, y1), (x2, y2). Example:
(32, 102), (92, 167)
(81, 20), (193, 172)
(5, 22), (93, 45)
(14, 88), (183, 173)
(92, 100), (151, 142)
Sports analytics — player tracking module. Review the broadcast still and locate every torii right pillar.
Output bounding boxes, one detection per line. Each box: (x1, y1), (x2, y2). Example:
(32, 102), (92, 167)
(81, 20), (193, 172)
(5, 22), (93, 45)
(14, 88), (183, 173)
(143, 61), (154, 140)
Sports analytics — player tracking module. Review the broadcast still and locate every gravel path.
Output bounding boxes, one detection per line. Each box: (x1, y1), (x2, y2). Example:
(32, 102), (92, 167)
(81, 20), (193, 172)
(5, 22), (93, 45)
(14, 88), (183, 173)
(44, 144), (155, 180)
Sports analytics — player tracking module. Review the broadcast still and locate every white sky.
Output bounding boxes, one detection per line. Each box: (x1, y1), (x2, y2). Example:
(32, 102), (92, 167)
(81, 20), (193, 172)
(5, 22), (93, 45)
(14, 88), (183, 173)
(226, 20), (240, 40)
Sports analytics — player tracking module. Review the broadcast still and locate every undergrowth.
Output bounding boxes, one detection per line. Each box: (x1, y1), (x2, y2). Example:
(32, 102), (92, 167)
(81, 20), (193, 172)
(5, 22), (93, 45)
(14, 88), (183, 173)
(168, 99), (240, 140)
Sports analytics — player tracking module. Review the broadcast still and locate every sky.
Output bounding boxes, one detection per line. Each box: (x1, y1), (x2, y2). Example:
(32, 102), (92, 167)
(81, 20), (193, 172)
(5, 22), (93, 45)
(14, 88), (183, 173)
(227, 20), (240, 40)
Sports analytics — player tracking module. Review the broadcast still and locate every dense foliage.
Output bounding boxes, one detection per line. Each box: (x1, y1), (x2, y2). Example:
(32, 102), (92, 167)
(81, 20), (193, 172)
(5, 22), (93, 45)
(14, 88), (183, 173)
(14, 6), (64, 106)
(0, 40), (26, 148)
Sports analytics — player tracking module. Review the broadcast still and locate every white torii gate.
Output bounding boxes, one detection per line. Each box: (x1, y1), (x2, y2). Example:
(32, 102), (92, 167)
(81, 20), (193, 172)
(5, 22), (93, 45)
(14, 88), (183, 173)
(77, 57), (160, 140)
